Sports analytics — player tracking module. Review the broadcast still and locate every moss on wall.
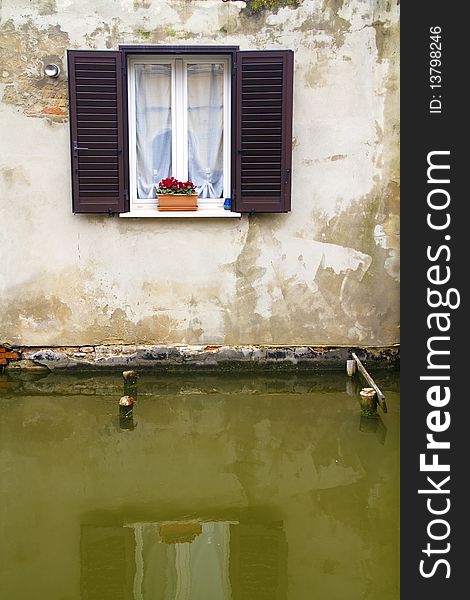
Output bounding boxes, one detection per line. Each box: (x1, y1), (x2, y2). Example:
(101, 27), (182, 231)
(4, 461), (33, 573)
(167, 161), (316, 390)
(243, 0), (303, 15)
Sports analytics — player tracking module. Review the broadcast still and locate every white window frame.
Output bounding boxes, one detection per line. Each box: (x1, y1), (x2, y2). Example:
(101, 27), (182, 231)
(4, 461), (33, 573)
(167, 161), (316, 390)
(124, 54), (238, 218)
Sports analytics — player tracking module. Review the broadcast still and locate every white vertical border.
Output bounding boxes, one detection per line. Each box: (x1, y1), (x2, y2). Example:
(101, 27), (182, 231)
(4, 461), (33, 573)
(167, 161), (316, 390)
(223, 57), (231, 201)
(127, 54), (231, 212)
(133, 523), (144, 600)
(127, 58), (137, 210)
(170, 58), (177, 186)
(181, 58), (189, 183)
(174, 58), (185, 182)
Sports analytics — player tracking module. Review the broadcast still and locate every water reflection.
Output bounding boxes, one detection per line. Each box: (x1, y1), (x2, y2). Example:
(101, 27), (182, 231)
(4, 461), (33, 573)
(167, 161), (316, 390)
(0, 372), (399, 600)
(359, 413), (387, 444)
(81, 520), (287, 600)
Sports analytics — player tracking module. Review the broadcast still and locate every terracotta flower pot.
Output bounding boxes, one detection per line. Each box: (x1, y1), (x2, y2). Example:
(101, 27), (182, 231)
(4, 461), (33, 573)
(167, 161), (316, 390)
(159, 521), (202, 544)
(157, 194), (198, 211)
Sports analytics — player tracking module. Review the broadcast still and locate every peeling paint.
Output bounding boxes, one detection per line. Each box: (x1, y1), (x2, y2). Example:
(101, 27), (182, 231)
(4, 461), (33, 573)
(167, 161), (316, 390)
(373, 19), (398, 63)
(133, 0), (151, 9)
(0, 19), (69, 121)
(34, 0), (58, 16)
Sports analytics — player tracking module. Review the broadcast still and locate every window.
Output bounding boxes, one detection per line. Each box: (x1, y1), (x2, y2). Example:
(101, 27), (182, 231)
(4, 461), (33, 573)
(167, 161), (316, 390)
(67, 47), (293, 216)
(80, 520), (287, 599)
(128, 55), (231, 212)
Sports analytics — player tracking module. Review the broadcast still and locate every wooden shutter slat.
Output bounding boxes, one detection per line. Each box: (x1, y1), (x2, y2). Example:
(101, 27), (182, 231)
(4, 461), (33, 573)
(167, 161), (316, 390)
(80, 176), (119, 182)
(77, 116), (118, 122)
(78, 134), (118, 139)
(78, 129), (118, 136)
(77, 107), (118, 114)
(242, 112), (282, 119)
(242, 98), (283, 105)
(76, 84), (117, 90)
(75, 63), (117, 71)
(79, 162), (119, 168)
(76, 100), (118, 107)
(243, 84), (283, 90)
(80, 167), (119, 172)
(242, 175), (281, 180)
(235, 50), (293, 213)
(77, 118), (118, 124)
(242, 129), (282, 136)
(76, 89), (117, 95)
(76, 142), (119, 150)
(75, 78), (117, 86)
(75, 90), (117, 97)
(241, 152), (282, 159)
(242, 134), (282, 140)
(79, 190), (120, 195)
(242, 74), (283, 80)
(78, 153), (120, 160)
(79, 187), (120, 193)
(243, 165), (281, 170)
(242, 63), (283, 71)
(77, 124), (118, 131)
(242, 143), (282, 150)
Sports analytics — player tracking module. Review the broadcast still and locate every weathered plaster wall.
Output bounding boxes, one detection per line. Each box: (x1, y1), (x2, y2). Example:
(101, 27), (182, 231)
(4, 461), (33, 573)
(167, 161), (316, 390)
(0, 0), (400, 347)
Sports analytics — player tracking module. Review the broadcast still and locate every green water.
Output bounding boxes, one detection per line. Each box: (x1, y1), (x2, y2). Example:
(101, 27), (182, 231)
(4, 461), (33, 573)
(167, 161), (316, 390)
(0, 371), (399, 600)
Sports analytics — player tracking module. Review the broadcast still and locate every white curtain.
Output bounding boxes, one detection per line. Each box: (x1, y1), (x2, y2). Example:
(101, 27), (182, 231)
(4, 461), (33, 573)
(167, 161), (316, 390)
(135, 62), (224, 200)
(187, 63), (224, 199)
(133, 521), (232, 599)
(135, 64), (172, 199)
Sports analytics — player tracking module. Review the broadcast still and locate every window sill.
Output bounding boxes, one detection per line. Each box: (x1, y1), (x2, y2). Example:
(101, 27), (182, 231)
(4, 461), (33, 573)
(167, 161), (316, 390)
(119, 204), (241, 218)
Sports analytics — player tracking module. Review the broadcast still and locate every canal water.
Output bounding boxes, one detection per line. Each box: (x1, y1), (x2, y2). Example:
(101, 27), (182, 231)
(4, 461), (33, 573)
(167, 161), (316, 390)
(0, 370), (399, 600)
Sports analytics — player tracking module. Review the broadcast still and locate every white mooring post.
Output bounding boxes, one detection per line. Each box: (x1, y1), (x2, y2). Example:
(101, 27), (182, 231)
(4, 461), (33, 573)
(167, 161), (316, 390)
(351, 352), (387, 413)
(359, 387), (378, 416)
(346, 359), (357, 376)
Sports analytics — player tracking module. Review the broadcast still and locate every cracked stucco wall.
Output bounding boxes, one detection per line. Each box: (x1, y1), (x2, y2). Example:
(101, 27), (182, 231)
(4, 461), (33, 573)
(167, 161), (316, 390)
(0, 0), (399, 347)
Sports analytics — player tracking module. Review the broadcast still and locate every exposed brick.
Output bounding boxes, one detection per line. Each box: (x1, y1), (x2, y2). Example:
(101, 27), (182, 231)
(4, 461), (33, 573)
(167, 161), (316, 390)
(0, 347), (6, 353)
(3, 352), (20, 360)
(42, 107), (65, 115)
(0, 358), (7, 365)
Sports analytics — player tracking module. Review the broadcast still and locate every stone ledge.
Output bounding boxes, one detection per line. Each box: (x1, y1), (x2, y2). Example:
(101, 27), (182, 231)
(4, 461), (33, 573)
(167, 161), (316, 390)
(2, 344), (400, 371)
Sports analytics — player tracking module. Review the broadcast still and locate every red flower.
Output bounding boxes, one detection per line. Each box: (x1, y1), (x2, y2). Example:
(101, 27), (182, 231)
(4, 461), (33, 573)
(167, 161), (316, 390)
(155, 176), (198, 195)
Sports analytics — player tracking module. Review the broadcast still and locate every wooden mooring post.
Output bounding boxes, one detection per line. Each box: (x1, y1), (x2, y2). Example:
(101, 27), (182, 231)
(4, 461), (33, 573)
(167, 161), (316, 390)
(119, 370), (139, 430)
(351, 352), (387, 413)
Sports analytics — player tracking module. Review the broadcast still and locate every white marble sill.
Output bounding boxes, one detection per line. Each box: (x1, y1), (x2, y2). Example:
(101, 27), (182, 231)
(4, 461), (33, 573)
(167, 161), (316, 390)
(120, 201), (241, 218)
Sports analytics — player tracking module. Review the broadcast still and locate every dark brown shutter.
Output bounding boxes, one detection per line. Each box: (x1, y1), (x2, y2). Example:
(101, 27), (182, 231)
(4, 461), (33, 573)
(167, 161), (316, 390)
(234, 50), (293, 213)
(68, 50), (127, 214)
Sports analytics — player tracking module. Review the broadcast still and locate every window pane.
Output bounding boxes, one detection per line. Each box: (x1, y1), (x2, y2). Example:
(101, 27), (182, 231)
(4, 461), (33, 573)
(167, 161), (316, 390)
(135, 64), (172, 199)
(187, 63), (224, 199)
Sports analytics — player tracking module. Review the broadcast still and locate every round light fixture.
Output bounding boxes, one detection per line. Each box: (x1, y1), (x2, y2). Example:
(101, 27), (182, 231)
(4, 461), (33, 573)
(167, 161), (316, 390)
(44, 64), (60, 78)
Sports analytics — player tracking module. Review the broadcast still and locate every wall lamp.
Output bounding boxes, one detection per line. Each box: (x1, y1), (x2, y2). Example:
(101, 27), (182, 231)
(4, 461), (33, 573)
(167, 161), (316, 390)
(44, 63), (61, 78)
